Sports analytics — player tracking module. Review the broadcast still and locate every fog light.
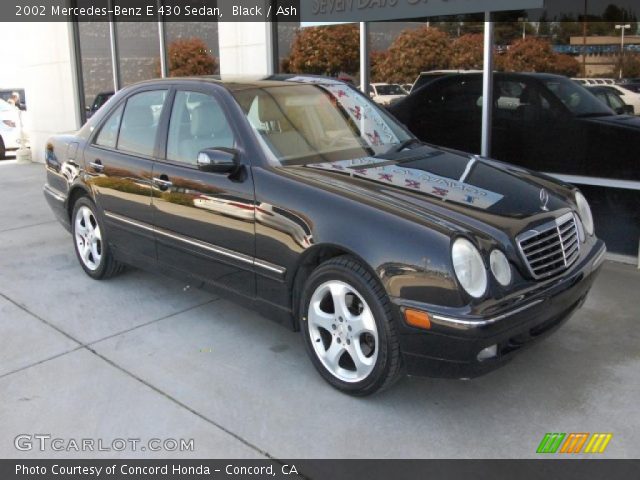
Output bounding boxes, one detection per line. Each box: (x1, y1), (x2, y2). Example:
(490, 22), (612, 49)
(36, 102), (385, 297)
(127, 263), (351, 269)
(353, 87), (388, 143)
(404, 309), (432, 330)
(490, 250), (512, 286)
(477, 344), (497, 362)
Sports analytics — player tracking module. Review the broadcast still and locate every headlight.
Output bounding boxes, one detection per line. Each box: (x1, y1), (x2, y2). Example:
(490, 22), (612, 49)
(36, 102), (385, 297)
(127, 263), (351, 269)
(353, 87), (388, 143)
(575, 191), (594, 236)
(490, 250), (512, 286)
(452, 238), (487, 298)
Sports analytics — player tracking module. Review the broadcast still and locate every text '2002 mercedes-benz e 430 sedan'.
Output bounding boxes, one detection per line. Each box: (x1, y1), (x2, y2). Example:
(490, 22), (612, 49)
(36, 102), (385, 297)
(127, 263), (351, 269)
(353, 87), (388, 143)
(44, 75), (606, 395)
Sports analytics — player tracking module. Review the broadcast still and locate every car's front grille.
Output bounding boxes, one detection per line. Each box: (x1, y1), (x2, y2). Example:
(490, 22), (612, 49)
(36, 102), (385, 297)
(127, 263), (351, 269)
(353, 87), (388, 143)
(516, 212), (580, 280)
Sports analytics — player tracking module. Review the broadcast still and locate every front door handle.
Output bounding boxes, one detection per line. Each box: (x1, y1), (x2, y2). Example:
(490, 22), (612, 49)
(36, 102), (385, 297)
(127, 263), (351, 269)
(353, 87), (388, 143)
(89, 160), (104, 173)
(153, 176), (172, 190)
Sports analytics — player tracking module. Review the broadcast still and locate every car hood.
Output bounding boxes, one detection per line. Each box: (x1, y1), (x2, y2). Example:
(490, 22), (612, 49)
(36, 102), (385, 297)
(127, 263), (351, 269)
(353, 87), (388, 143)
(580, 113), (640, 129)
(283, 146), (574, 238)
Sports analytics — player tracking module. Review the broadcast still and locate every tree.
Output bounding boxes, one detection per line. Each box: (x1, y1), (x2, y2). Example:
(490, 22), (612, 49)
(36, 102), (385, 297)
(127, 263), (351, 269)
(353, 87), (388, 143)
(549, 54), (581, 77)
(162, 38), (218, 77)
(284, 24), (359, 77)
(370, 50), (390, 83)
(372, 26), (450, 84)
(498, 37), (580, 76)
(449, 34), (484, 70)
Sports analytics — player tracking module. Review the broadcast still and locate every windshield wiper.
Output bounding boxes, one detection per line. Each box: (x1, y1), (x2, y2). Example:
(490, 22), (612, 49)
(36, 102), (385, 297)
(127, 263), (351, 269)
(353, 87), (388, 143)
(373, 138), (423, 158)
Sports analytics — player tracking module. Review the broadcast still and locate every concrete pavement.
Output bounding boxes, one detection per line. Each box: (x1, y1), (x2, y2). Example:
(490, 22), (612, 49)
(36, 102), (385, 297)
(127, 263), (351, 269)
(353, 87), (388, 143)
(1, 162), (638, 459)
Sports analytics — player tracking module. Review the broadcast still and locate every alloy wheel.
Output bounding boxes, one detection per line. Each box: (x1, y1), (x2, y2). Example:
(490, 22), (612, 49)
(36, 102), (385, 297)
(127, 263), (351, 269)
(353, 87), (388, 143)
(307, 280), (379, 383)
(74, 205), (102, 271)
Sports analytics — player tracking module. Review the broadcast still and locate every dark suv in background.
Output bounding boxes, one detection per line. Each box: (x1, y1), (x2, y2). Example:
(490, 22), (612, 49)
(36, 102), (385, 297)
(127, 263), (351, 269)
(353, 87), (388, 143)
(390, 72), (640, 255)
(86, 91), (114, 119)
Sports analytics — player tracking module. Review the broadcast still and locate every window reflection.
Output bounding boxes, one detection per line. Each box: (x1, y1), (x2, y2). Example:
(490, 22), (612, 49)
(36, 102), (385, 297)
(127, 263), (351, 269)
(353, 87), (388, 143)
(165, 23), (219, 77)
(78, 22), (114, 116)
(116, 22), (161, 86)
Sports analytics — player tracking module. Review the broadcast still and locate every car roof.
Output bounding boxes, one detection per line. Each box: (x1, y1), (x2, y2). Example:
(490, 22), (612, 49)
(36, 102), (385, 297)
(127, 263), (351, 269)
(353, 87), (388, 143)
(435, 72), (570, 81)
(419, 70), (482, 75)
(130, 74), (349, 93)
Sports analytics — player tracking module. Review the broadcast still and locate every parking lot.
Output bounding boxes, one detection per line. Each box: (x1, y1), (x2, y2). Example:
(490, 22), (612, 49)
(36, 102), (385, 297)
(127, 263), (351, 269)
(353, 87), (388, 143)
(1, 161), (639, 459)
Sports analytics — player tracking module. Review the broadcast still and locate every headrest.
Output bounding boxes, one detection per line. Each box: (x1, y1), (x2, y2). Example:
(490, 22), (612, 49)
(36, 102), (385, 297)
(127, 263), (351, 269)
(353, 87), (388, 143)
(190, 102), (226, 137)
(257, 94), (287, 124)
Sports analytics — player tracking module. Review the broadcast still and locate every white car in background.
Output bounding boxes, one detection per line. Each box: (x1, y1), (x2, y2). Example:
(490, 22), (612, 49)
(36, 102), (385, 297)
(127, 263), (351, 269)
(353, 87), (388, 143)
(0, 99), (21, 159)
(604, 85), (640, 114)
(369, 83), (407, 106)
(572, 78), (616, 86)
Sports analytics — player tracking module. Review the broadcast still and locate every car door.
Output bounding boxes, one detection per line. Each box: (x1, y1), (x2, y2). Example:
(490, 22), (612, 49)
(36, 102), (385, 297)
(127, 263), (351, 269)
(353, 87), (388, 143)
(514, 78), (585, 175)
(151, 86), (256, 297)
(84, 87), (169, 261)
(492, 78), (527, 161)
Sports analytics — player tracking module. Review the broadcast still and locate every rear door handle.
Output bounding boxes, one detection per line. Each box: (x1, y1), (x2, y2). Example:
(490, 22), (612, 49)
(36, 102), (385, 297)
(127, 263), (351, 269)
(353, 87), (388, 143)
(89, 160), (104, 173)
(153, 176), (172, 190)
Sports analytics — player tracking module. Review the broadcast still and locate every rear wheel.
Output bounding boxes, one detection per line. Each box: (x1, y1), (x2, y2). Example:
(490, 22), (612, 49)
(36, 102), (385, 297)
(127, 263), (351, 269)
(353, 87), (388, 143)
(300, 256), (403, 395)
(71, 197), (123, 279)
(0, 137), (6, 159)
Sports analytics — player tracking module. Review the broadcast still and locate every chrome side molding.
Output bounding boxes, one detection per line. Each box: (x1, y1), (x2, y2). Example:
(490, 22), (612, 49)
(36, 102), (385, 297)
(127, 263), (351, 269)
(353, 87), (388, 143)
(104, 211), (286, 278)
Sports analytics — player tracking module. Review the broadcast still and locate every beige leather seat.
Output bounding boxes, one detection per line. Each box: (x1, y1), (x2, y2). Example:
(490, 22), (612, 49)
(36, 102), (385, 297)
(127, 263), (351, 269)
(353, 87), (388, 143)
(178, 102), (234, 163)
(256, 94), (315, 159)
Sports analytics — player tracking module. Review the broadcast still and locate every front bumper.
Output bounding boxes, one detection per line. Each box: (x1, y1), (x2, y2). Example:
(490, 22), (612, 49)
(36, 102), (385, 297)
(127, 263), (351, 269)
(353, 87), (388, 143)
(393, 240), (606, 379)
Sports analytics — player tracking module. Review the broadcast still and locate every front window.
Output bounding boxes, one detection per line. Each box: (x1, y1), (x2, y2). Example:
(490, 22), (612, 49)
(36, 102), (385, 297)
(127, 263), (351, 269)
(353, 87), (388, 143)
(543, 78), (613, 117)
(166, 91), (235, 165)
(232, 83), (411, 165)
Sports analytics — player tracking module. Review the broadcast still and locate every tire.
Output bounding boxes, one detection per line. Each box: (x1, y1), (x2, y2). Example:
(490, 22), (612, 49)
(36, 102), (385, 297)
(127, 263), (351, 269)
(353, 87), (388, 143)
(0, 137), (6, 160)
(71, 196), (124, 279)
(300, 255), (403, 395)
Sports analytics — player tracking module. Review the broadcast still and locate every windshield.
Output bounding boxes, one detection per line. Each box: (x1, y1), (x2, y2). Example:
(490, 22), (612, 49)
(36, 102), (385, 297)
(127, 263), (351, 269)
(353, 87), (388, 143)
(375, 84), (406, 95)
(233, 83), (412, 165)
(543, 78), (614, 117)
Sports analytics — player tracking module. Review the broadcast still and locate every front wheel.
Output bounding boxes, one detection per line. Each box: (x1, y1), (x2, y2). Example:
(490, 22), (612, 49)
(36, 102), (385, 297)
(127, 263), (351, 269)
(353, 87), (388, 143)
(71, 197), (123, 279)
(300, 256), (403, 395)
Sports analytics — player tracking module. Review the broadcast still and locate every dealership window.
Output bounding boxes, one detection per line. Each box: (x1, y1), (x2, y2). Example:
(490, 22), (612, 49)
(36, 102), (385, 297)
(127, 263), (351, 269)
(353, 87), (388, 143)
(275, 22), (299, 73)
(116, 22), (161, 86)
(276, 22), (360, 84)
(164, 23), (220, 77)
(77, 22), (114, 114)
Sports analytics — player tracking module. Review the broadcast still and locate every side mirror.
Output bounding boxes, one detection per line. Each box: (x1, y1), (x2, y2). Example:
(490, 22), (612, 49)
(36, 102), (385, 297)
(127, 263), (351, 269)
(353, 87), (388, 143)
(197, 148), (239, 173)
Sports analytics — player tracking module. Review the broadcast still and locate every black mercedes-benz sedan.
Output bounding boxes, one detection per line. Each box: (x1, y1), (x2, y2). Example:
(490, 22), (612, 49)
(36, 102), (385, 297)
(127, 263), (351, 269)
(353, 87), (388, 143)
(44, 75), (606, 395)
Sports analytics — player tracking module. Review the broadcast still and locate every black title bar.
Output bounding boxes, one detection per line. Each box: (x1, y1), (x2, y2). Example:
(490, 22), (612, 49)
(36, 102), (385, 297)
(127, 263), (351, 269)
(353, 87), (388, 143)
(7, 0), (301, 22)
(2, 0), (639, 22)
(2, 459), (640, 480)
